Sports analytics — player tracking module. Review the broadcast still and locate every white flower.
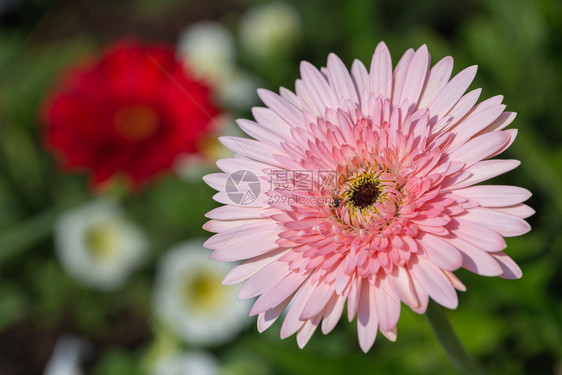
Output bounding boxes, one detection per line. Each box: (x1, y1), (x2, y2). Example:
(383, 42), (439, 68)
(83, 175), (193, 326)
(177, 21), (259, 109)
(55, 200), (148, 291)
(152, 351), (219, 375)
(219, 70), (260, 110)
(153, 239), (250, 346)
(43, 335), (90, 375)
(177, 22), (235, 84)
(239, 1), (301, 59)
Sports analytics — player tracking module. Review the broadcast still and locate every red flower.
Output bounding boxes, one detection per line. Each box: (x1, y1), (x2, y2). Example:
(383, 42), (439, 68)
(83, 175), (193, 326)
(43, 40), (221, 189)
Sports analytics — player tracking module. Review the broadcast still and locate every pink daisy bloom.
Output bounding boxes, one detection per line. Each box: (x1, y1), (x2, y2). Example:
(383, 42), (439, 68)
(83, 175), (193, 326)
(203, 42), (532, 352)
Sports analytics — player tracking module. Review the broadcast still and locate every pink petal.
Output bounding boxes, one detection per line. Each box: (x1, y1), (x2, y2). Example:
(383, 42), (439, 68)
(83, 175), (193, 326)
(222, 248), (289, 285)
(296, 315), (321, 348)
(374, 277), (401, 331)
(327, 53), (359, 104)
(219, 136), (285, 167)
(250, 271), (309, 316)
(494, 204), (535, 219)
(300, 61), (339, 111)
(444, 236), (503, 276)
(449, 104), (506, 148)
(380, 327), (397, 342)
(478, 111), (517, 134)
(397, 44), (429, 107)
(409, 271), (429, 314)
(490, 129), (517, 158)
(461, 247), (503, 276)
(369, 42), (393, 100)
(279, 86), (301, 107)
(473, 94), (504, 108)
(257, 295), (293, 332)
(450, 218), (506, 252)
(252, 107), (293, 137)
(347, 276), (361, 321)
(212, 191), (266, 208)
(452, 185), (532, 207)
(203, 218), (265, 233)
(215, 157), (271, 175)
(427, 65), (477, 121)
(459, 207), (531, 237)
(357, 279), (378, 352)
(447, 131), (511, 167)
(417, 233), (463, 271)
(202, 173), (228, 191)
(432, 89), (482, 136)
(418, 56), (453, 108)
(388, 266), (420, 309)
(239, 261), (291, 299)
(205, 220), (280, 261)
(301, 282), (335, 320)
(493, 252), (523, 279)
(257, 88), (304, 128)
(443, 270), (467, 291)
(280, 278), (316, 338)
(205, 205), (273, 220)
(351, 59), (369, 99)
(391, 48), (415, 104)
(409, 256), (458, 309)
(321, 294), (346, 334)
(447, 159), (520, 189)
(237, 118), (287, 146)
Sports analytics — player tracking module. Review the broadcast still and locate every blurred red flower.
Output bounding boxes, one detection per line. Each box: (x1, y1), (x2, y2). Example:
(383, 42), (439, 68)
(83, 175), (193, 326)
(43, 40), (221, 189)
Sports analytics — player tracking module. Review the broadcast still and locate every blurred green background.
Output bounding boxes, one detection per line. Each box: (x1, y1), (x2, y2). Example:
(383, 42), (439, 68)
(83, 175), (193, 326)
(0, 0), (561, 374)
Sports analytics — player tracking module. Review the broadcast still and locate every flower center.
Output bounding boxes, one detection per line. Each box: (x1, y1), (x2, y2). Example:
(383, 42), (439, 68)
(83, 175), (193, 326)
(114, 105), (159, 141)
(182, 271), (226, 312)
(85, 223), (118, 261)
(350, 180), (380, 209)
(339, 170), (382, 212)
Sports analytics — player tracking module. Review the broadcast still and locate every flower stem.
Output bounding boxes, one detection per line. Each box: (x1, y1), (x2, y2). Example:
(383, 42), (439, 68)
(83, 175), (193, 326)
(426, 301), (487, 375)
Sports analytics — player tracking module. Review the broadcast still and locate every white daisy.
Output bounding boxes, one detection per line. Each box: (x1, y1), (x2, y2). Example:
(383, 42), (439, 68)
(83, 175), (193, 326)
(177, 21), (235, 84)
(43, 335), (90, 375)
(153, 239), (250, 346)
(55, 200), (148, 291)
(219, 70), (259, 110)
(239, 1), (302, 59)
(151, 351), (219, 375)
(177, 21), (258, 109)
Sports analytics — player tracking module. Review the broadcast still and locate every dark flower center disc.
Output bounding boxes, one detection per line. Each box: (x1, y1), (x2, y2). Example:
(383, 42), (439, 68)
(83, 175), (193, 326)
(350, 180), (380, 209)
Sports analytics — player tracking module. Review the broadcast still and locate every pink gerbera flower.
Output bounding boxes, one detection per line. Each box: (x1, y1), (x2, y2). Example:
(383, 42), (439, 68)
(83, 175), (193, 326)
(203, 43), (532, 352)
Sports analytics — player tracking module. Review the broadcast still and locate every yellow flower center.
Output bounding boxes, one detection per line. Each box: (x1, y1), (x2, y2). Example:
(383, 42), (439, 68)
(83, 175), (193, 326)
(114, 105), (159, 141)
(339, 170), (382, 212)
(85, 223), (118, 261)
(182, 271), (225, 312)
